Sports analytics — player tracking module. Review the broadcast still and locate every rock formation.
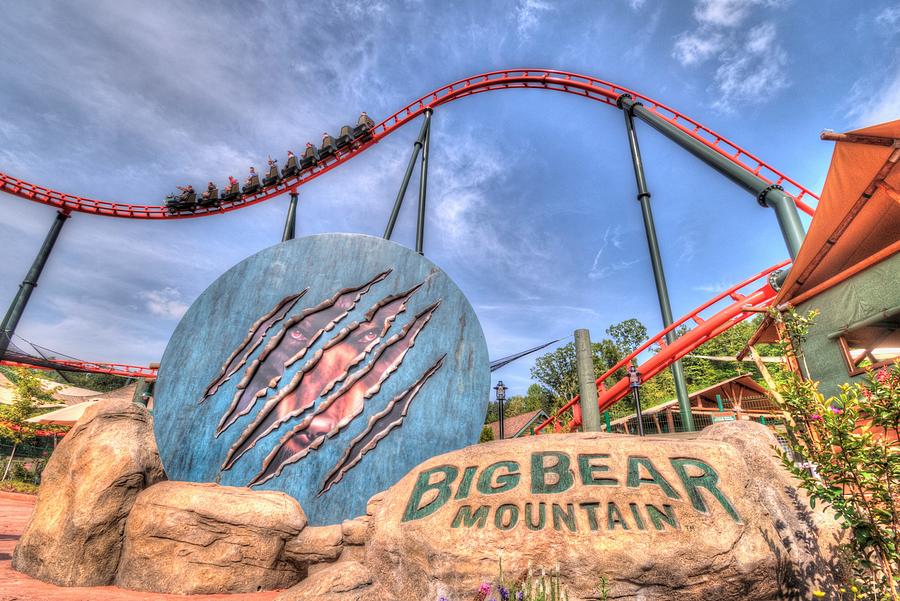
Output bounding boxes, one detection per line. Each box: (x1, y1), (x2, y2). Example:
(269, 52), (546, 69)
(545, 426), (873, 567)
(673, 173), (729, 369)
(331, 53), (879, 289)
(116, 481), (308, 594)
(12, 399), (166, 586)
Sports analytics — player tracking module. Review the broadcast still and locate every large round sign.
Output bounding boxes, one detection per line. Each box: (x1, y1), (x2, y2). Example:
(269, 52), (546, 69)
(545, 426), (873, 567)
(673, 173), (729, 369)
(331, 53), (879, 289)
(154, 233), (489, 525)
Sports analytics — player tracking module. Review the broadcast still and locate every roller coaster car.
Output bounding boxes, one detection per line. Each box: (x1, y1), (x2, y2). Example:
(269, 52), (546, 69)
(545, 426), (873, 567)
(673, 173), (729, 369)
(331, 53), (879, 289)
(242, 174), (261, 195)
(351, 122), (372, 141)
(222, 182), (240, 202)
(300, 146), (318, 170)
(198, 187), (219, 207)
(319, 135), (338, 160)
(335, 126), (353, 150)
(165, 191), (196, 212)
(262, 164), (281, 187)
(282, 155), (300, 178)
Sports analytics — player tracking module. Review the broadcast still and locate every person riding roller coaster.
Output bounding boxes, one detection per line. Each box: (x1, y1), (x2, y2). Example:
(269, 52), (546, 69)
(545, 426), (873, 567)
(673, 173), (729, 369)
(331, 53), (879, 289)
(165, 184), (196, 212)
(243, 167), (261, 195)
(222, 176), (240, 202)
(352, 112), (375, 140)
(263, 157), (281, 186)
(199, 181), (219, 207)
(300, 142), (318, 170)
(319, 132), (338, 160)
(282, 150), (300, 178)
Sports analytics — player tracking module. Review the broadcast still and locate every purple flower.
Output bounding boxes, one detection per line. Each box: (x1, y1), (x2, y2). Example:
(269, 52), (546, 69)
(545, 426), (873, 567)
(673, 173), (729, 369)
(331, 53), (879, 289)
(809, 413), (822, 421)
(500, 586), (510, 601)
(438, 597), (449, 601)
(516, 593), (524, 601)
(479, 583), (492, 594)
(830, 406), (843, 415)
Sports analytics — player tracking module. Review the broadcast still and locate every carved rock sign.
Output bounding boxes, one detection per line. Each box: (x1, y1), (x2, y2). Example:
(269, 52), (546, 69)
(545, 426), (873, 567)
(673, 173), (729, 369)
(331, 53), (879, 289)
(154, 234), (490, 525)
(366, 426), (846, 601)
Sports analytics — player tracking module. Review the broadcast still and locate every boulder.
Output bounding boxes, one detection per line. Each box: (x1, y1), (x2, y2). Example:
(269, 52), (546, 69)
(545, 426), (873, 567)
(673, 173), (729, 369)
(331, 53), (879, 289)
(700, 421), (848, 595)
(284, 523), (344, 567)
(275, 561), (375, 601)
(365, 426), (846, 601)
(116, 481), (307, 594)
(12, 399), (165, 586)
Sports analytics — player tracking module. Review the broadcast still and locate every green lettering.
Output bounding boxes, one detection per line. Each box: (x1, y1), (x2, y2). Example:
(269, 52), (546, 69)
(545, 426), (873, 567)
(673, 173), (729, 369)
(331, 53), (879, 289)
(670, 458), (741, 523)
(577, 453), (618, 486)
(525, 502), (546, 531)
(607, 502), (629, 530)
(626, 456), (680, 499)
(454, 466), (478, 500)
(477, 461), (521, 495)
(531, 452), (574, 494)
(646, 504), (679, 530)
(495, 504), (520, 530)
(451, 505), (489, 529)
(579, 502), (600, 531)
(402, 465), (459, 522)
(552, 503), (577, 532)
(629, 502), (646, 530)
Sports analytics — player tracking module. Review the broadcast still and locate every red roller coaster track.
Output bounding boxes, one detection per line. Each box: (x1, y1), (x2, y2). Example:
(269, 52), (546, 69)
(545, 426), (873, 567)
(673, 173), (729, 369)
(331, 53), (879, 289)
(0, 69), (816, 219)
(534, 259), (791, 433)
(1, 69), (817, 398)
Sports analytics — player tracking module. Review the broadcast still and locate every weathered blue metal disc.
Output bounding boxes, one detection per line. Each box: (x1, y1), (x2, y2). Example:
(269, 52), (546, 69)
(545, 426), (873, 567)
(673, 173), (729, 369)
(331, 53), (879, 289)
(154, 233), (489, 525)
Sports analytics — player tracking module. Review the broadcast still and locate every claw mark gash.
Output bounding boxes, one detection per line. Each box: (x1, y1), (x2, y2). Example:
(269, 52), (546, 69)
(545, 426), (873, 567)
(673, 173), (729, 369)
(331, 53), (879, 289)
(153, 234), (490, 525)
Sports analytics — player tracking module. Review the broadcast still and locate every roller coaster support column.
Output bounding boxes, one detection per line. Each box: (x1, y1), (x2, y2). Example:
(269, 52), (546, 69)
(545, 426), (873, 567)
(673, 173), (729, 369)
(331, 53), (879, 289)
(617, 95), (805, 259)
(623, 107), (695, 432)
(283, 192), (299, 242)
(0, 210), (70, 359)
(384, 108), (433, 241)
(416, 108), (433, 255)
(575, 329), (602, 432)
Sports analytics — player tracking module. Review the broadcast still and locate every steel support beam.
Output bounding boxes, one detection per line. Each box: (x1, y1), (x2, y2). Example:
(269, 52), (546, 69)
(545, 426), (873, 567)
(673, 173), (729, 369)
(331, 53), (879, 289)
(282, 192), (299, 242)
(416, 108), (433, 255)
(623, 108), (695, 432)
(574, 329), (602, 432)
(618, 95), (806, 259)
(384, 109), (433, 241)
(0, 210), (70, 359)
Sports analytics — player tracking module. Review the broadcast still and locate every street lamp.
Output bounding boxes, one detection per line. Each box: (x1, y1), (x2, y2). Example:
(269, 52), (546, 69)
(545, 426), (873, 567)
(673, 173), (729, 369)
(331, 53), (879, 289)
(494, 381), (507, 440)
(628, 365), (645, 437)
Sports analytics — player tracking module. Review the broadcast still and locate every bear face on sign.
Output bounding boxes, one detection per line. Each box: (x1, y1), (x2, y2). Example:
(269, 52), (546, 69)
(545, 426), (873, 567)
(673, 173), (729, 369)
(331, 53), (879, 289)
(154, 234), (490, 525)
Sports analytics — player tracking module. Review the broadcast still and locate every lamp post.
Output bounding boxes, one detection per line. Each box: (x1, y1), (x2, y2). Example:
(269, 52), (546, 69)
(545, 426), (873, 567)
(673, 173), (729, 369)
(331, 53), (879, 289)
(628, 365), (645, 436)
(494, 381), (507, 440)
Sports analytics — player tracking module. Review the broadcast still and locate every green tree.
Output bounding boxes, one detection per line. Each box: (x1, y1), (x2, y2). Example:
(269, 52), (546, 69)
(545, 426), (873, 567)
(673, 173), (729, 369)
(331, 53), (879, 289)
(479, 425), (495, 443)
(606, 318), (647, 355)
(0, 368), (59, 445)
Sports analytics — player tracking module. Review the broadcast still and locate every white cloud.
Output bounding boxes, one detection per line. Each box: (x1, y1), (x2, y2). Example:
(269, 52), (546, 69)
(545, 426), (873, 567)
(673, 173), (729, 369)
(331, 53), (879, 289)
(516, 0), (554, 37)
(712, 22), (789, 113)
(141, 287), (189, 320)
(844, 62), (900, 127)
(673, 30), (725, 66)
(875, 5), (900, 31)
(628, 0), (647, 9)
(693, 0), (755, 27)
(673, 1), (789, 112)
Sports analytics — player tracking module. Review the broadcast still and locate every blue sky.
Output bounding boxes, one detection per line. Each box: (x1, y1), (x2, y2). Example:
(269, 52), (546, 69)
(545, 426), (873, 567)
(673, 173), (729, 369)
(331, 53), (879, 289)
(1, 0), (897, 396)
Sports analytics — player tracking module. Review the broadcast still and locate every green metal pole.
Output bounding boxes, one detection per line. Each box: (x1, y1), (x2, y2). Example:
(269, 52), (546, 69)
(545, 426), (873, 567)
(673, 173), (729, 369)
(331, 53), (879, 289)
(384, 110), (432, 241)
(574, 329), (602, 432)
(617, 95), (805, 259)
(416, 108), (433, 255)
(282, 192), (298, 242)
(623, 108), (695, 432)
(604, 410), (611, 432)
(0, 210), (70, 359)
(716, 393), (724, 412)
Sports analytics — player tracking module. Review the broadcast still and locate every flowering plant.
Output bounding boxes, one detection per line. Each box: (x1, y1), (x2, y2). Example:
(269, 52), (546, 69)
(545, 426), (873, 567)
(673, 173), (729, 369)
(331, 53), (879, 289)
(771, 309), (899, 599)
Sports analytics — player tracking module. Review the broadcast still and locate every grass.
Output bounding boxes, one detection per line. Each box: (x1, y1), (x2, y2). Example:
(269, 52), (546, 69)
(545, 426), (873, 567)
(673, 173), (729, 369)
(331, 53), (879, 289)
(0, 479), (39, 495)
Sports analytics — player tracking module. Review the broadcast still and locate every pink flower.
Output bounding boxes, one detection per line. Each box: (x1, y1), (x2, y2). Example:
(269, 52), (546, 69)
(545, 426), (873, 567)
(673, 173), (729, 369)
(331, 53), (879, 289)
(809, 413), (822, 421)
(830, 406), (843, 415)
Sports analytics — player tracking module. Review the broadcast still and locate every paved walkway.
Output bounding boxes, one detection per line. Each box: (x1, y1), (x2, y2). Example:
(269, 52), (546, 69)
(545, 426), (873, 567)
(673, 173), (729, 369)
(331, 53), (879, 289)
(0, 492), (280, 601)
